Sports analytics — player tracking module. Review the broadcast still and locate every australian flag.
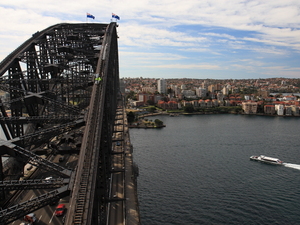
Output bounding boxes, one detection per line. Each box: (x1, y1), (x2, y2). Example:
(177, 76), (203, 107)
(87, 13), (95, 19)
(112, 13), (120, 20)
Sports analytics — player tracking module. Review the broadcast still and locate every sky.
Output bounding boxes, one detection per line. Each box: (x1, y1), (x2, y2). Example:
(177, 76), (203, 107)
(0, 0), (300, 79)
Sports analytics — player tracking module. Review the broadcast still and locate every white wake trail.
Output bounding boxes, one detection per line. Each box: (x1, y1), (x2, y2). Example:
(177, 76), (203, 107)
(283, 163), (300, 171)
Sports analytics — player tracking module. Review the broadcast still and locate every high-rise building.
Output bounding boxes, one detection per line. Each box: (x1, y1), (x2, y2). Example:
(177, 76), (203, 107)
(208, 84), (215, 93)
(222, 86), (229, 95)
(157, 78), (166, 94)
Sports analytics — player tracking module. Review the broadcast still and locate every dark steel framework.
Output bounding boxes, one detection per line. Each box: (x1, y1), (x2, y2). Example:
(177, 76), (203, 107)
(0, 22), (120, 224)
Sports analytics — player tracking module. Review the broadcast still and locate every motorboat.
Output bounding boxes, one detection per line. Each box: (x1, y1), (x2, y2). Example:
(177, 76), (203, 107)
(250, 155), (283, 165)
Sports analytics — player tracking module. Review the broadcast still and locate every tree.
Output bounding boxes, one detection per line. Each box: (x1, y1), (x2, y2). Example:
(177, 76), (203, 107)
(127, 111), (135, 124)
(126, 91), (137, 100)
(147, 99), (155, 105)
(148, 106), (156, 113)
(184, 105), (194, 113)
(154, 119), (163, 127)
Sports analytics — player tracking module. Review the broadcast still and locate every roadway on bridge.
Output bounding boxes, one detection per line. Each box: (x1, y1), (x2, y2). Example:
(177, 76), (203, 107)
(7, 106), (138, 225)
(108, 108), (125, 225)
(10, 154), (78, 225)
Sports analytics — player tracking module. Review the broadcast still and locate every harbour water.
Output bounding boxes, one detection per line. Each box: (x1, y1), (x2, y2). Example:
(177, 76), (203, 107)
(129, 114), (300, 225)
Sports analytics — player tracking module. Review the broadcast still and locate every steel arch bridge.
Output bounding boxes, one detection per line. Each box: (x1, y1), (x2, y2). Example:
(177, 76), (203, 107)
(0, 22), (123, 224)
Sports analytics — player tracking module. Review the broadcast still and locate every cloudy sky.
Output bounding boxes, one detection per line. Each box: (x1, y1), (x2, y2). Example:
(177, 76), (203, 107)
(0, 0), (300, 79)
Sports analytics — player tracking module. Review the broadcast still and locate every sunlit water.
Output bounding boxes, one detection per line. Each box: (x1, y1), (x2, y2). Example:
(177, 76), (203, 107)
(130, 114), (300, 225)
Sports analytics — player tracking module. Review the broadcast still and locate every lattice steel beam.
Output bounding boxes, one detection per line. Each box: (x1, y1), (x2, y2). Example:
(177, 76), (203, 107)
(0, 178), (70, 190)
(0, 186), (70, 224)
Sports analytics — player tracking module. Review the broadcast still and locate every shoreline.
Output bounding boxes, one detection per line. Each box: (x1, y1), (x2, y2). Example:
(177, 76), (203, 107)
(129, 111), (300, 128)
(128, 124), (166, 129)
(138, 111), (300, 118)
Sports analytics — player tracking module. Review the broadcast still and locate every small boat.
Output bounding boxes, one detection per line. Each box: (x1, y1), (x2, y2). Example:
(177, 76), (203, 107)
(250, 155), (283, 165)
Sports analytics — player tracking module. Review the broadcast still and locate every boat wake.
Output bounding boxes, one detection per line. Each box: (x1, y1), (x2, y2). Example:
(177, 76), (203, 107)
(283, 163), (300, 171)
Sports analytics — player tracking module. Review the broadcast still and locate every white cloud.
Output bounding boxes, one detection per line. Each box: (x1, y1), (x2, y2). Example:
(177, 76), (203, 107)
(0, 0), (299, 78)
(120, 51), (186, 61)
(151, 63), (222, 70)
(118, 23), (207, 48)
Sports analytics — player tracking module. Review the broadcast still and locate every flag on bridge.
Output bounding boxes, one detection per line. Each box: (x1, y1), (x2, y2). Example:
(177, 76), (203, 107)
(112, 13), (120, 20)
(87, 13), (95, 19)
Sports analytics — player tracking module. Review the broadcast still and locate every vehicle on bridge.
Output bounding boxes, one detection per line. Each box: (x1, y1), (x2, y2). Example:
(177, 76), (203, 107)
(55, 203), (66, 216)
(44, 176), (53, 183)
(20, 213), (37, 225)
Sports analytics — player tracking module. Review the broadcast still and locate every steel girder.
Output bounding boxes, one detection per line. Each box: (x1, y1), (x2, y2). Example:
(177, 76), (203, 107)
(0, 186), (70, 224)
(0, 22), (119, 225)
(0, 178), (70, 190)
(64, 22), (119, 225)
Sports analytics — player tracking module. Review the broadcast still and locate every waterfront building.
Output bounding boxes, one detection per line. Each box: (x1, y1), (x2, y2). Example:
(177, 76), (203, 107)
(291, 105), (299, 116)
(198, 99), (206, 107)
(212, 99), (219, 107)
(285, 106), (292, 115)
(157, 100), (178, 110)
(224, 100), (231, 106)
(157, 100), (167, 109)
(205, 99), (212, 107)
(275, 104), (284, 115)
(157, 78), (166, 94)
(264, 105), (276, 115)
(178, 102), (182, 109)
(191, 100), (199, 107)
(242, 101), (258, 114)
(181, 100), (192, 107)
(168, 101), (178, 109)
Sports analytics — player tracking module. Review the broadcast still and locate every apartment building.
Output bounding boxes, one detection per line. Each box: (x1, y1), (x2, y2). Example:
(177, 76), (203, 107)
(157, 78), (166, 94)
(264, 105), (276, 115)
(275, 104), (284, 115)
(242, 101), (258, 114)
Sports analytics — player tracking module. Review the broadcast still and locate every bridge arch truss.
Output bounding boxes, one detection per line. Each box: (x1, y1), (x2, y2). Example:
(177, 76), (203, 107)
(0, 22), (120, 225)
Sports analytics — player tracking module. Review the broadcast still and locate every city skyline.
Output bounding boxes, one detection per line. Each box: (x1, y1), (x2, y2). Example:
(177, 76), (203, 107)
(0, 1), (300, 79)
